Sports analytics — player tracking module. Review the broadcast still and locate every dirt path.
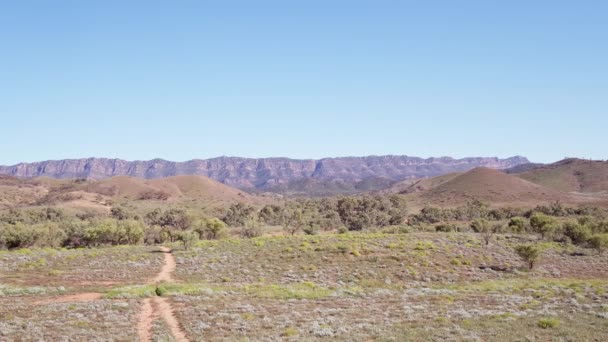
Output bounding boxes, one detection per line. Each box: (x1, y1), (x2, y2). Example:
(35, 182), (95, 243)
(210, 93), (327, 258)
(136, 298), (154, 342)
(152, 246), (175, 283)
(137, 246), (189, 342)
(154, 297), (189, 342)
(34, 292), (102, 305)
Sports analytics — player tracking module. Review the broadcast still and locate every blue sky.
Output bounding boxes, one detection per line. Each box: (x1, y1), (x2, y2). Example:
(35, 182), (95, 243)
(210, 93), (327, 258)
(1, 0), (606, 165)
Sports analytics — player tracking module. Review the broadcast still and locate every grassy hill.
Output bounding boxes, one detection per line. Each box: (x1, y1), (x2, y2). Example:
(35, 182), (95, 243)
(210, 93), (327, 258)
(0, 174), (270, 213)
(515, 158), (608, 193)
(414, 167), (565, 206)
(383, 167), (608, 209)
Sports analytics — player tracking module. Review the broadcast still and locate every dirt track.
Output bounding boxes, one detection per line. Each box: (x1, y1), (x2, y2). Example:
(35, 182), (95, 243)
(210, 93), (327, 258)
(137, 246), (189, 342)
(152, 246), (175, 283)
(34, 292), (103, 305)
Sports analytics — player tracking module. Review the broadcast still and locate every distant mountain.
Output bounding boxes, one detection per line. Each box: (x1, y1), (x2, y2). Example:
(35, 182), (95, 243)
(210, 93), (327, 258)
(0, 155), (529, 195)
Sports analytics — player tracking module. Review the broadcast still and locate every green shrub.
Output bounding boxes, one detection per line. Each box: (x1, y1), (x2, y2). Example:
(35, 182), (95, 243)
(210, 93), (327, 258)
(240, 224), (263, 239)
(155, 286), (167, 296)
(194, 218), (227, 240)
(508, 217), (527, 233)
(514, 244), (542, 270)
(471, 219), (501, 245)
(0, 222), (67, 249)
(177, 231), (199, 250)
(562, 221), (591, 245)
(143, 225), (165, 245)
(537, 317), (559, 329)
(588, 234), (608, 255)
(435, 223), (456, 232)
(529, 213), (559, 240)
(119, 220), (145, 245)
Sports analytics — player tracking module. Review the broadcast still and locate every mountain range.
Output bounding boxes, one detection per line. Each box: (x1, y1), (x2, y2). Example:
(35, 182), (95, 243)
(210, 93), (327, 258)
(0, 155), (529, 195)
(1, 157), (607, 212)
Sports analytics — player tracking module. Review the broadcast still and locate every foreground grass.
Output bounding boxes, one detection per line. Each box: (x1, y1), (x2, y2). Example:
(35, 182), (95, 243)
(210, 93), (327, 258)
(105, 281), (356, 300)
(2, 231), (608, 340)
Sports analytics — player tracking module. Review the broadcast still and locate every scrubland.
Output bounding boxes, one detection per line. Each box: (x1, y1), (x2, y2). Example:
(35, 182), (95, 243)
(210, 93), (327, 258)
(2, 229), (608, 341)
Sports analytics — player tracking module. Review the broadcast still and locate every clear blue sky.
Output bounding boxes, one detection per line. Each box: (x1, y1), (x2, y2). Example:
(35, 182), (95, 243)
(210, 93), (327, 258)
(1, 1), (606, 165)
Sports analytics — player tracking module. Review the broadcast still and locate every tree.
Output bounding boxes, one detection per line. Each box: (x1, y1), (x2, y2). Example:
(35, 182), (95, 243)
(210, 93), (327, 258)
(259, 205), (283, 226)
(588, 234), (608, 255)
(111, 206), (136, 221)
(529, 213), (558, 239)
(508, 217), (527, 233)
(159, 209), (192, 231)
(223, 203), (256, 227)
(177, 231), (198, 250)
(471, 219), (501, 245)
(118, 219), (144, 245)
(194, 218), (226, 240)
(281, 205), (306, 236)
(514, 244), (542, 270)
(562, 221), (591, 245)
(240, 217), (262, 238)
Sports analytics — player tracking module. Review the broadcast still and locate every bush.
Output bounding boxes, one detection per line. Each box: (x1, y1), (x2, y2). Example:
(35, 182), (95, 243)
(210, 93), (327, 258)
(588, 234), (608, 255)
(144, 225), (165, 245)
(223, 203), (256, 227)
(562, 221), (591, 245)
(514, 244), (542, 270)
(593, 220), (608, 234)
(302, 224), (319, 235)
(537, 317), (559, 329)
(82, 219), (144, 246)
(470, 219), (501, 245)
(240, 218), (263, 238)
(110, 206), (137, 220)
(529, 213), (558, 240)
(194, 218), (227, 240)
(435, 223), (456, 232)
(177, 231), (198, 250)
(508, 217), (527, 233)
(0, 222), (67, 249)
(118, 220), (145, 245)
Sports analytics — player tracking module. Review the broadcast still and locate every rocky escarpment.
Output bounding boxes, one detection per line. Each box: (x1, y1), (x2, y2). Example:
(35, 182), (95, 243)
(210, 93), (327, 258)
(0, 155), (529, 193)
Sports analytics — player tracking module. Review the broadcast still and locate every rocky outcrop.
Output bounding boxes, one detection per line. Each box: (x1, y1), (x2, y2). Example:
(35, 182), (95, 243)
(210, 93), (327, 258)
(0, 155), (529, 192)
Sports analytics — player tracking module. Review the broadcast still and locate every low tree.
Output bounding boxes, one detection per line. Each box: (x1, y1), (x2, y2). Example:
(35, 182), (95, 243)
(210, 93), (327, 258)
(562, 221), (591, 245)
(193, 218), (227, 240)
(118, 219), (145, 245)
(240, 217), (263, 238)
(177, 231), (198, 250)
(529, 213), (558, 240)
(588, 234), (608, 255)
(281, 207), (305, 236)
(223, 203), (256, 227)
(471, 219), (501, 245)
(110, 206), (136, 221)
(514, 244), (542, 270)
(508, 217), (527, 233)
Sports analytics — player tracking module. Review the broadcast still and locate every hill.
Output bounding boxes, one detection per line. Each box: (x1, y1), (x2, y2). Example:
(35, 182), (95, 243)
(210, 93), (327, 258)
(0, 175), (268, 212)
(514, 158), (608, 193)
(0, 155), (530, 195)
(83, 175), (256, 202)
(391, 167), (607, 208)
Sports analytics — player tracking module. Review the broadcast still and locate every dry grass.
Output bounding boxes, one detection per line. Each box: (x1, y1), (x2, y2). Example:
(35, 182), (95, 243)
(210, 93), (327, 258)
(2, 232), (608, 340)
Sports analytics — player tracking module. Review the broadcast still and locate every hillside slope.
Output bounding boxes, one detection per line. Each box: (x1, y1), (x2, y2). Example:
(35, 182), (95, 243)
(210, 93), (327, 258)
(397, 167), (606, 208)
(0, 175), (267, 211)
(515, 159), (608, 193)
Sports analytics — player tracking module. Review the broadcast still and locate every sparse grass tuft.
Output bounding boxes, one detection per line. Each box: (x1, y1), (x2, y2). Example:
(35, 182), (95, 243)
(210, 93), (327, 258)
(537, 317), (559, 329)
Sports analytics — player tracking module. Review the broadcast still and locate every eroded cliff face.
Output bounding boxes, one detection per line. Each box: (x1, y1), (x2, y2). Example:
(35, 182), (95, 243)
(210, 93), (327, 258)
(0, 155), (529, 191)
